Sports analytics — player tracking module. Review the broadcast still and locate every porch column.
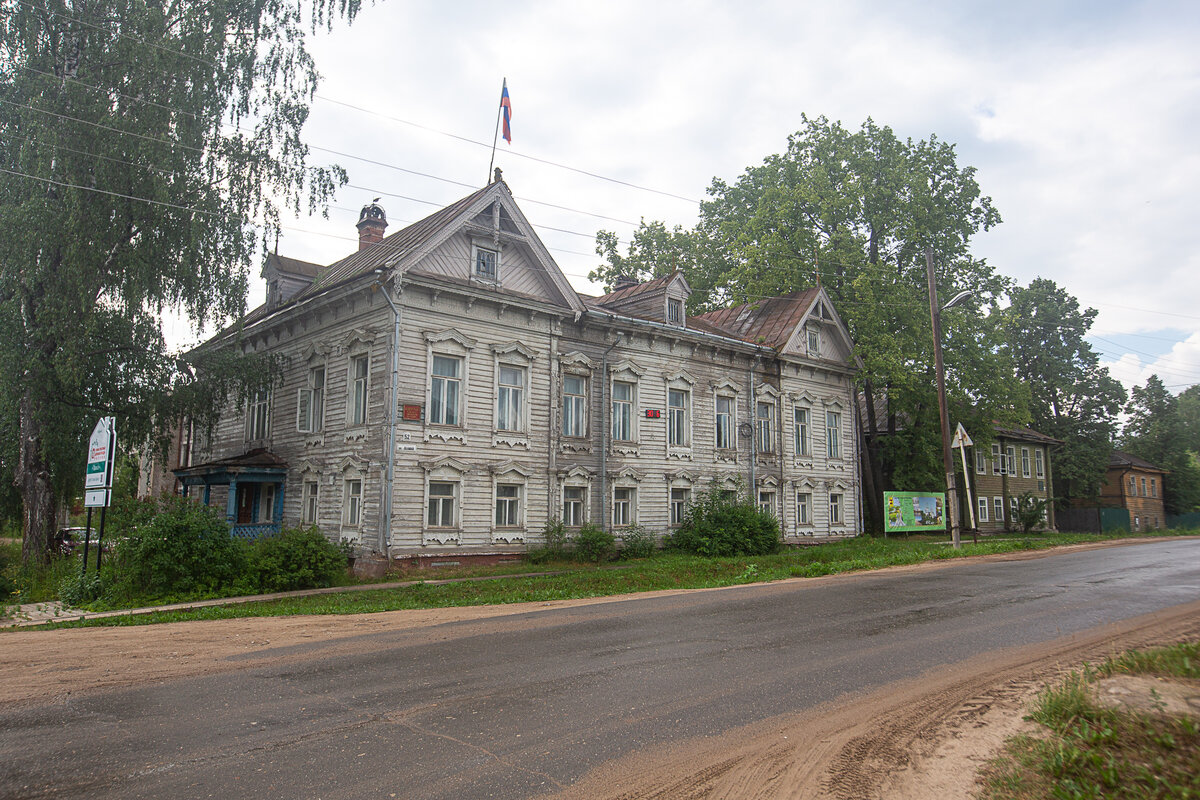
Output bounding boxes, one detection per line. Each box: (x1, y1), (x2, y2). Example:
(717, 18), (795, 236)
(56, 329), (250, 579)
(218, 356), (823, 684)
(274, 480), (285, 523)
(226, 478), (238, 522)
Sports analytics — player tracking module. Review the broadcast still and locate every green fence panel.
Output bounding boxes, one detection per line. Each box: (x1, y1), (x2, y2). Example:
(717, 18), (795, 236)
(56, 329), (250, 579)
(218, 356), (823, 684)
(1166, 512), (1200, 530)
(1099, 507), (1131, 533)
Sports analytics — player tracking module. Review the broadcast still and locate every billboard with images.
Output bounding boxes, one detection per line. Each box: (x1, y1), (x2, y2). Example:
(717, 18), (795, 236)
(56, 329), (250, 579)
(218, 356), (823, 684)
(884, 491), (947, 533)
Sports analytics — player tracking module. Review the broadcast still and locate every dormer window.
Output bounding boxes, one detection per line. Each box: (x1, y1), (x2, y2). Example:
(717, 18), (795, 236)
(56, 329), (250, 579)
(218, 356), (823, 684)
(667, 298), (684, 325)
(474, 246), (498, 281)
(806, 328), (820, 356)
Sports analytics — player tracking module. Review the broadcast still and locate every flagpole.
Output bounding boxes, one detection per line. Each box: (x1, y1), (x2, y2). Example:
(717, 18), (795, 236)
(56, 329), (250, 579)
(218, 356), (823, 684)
(488, 78), (506, 183)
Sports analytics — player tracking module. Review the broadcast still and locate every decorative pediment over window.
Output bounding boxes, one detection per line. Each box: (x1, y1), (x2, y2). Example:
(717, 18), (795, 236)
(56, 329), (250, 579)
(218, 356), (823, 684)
(608, 358), (645, 378)
(419, 456), (473, 477)
(492, 341), (536, 362)
(716, 472), (741, 489)
(424, 328), (477, 352)
(296, 458), (323, 477)
(830, 478), (850, 490)
(788, 390), (817, 404)
(342, 328), (378, 350)
(795, 476), (818, 489)
(710, 377), (739, 394)
(758, 474), (780, 488)
(558, 465), (593, 481)
(610, 466), (644, 483)
(338, 455), (369, 475)
(823, 398), (845, 410)
(559, 351), (596, 373)
(665, 369), (697, 387)
(665, 470), (697, 484)
(300, 343), (332, 364)
(756, 383), (781, 400)
(489, 460), (532, 478)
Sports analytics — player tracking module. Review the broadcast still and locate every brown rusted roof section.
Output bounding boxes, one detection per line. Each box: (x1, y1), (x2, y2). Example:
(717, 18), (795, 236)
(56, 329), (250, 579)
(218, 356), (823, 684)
(594, 271), (682, 307)
(174, 448), (288, 478)
(691, 289), (819, 348)
(1109, 450), (1168, 472)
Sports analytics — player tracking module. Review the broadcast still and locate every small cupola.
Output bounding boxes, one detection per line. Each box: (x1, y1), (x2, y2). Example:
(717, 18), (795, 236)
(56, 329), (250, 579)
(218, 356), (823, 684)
(356, 199), (387, 250)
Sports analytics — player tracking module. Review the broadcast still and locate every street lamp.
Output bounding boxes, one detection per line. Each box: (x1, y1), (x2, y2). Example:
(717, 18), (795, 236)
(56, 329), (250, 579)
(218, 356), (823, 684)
(925, 249), (968, 550)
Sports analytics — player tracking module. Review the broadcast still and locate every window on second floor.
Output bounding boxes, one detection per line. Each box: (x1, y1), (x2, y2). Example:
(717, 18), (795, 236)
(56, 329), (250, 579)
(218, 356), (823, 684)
(826, 411), (842, 459)
(1140, 477), (1147, 497)
(1128, 475), (1137, 496)
(794, 407), (810, 456)
(1151, 478), (1158, 498)
(667, 297), (684, 324)
(668, 388), (689, 447)
(246, 389), (270, 441)
(429, 355), (462, 426)
(1035, 449), (1045, 479)
(497, 365), (525, 432)
(1021, 448), (1031, 478)
(975, 449), (986, 474)
(475, 246), (498, 280)
(349, 354), (369, 426)
(756, 401), (775, 453)
(715, 395), (734, 449)
(562, 375), (587, 437)
(611, 380), (634, 442)
(1006, 446), (1017, 476)
(298, 366), (325, 433)
(992, 444), (1002, 475)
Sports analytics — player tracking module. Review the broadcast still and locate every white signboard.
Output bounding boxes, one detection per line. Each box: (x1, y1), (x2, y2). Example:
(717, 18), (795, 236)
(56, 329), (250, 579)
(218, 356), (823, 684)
(84, 417), (116, 495)
(84, 488), (111, 508)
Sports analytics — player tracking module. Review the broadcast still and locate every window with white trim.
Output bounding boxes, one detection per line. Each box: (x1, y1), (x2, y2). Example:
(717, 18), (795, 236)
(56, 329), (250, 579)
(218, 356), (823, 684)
(826, 411), (842, 459)
(1151, 478), (1158, 498)
(562, 375), (587, 437)
(613, 487), (634, 527)
(758, 489), (777, 517)
(806, 328), (820, 356)
(563, 486), (586, 526)
(429, 355), (462, 426)
(495, 484), (521, 527)
(474, 246), (498, 280)
(302, 480), (319, 525)
(1009, 496), (1018, 519)
(668, 388), (690, 447)
(757, 401), (775, 454)
(246, 388), (271, 441)
(343, 479), (362, 527)
(1140, 477), (1147, 496)
(298, 366), (325, 433)
(259, 483), (276, 524)
(1021, 448), (1031, 478)
(1035, 449), (1045, 479)
(829, 492), (843, 524)
(1128, 475), (1137, 496)
(427, 481), (456, 528)
(796, 492), (811, 526)
(349, 354), (369, 426)
(612, 380), (634, 442)
(977, 496), (988, 523)
(667, 298), (684, 324)
(794, 406), (810, 457)
(992, 444), (1002, 475)
(715, 395), (735, 449)
(994, 496), (1004, 522)
(670, 487), (690, 525)
(1006, 446), (1017, 476)
(975, 449), (985, 474)
(497, 365), (525, 432)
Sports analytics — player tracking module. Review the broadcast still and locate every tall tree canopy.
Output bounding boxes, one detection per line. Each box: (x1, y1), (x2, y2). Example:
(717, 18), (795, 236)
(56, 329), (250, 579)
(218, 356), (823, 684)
(596, 116), (1026, 528)
(1122, 375), (1200, 515)
(0, 0), (358, 564)
(1002, 278), (1125, 503)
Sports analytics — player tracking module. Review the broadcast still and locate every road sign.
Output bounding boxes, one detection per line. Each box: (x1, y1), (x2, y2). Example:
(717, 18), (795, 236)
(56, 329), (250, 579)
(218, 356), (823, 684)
(84, 489), (111, 508)
(950, 422), (973, 450)
(84, 417), (116, 507)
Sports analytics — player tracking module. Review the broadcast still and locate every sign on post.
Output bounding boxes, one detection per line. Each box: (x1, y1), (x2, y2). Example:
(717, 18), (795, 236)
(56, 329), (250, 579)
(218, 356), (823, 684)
(84, 417), (116, 507)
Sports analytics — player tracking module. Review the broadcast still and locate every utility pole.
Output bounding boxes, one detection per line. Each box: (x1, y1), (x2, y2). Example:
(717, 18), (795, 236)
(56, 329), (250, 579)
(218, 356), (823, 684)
(926, 249), (962, 550)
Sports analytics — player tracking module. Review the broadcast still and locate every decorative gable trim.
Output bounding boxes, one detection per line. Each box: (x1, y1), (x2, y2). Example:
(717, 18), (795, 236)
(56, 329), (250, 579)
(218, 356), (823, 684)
(710, 377), (740, 394)
(559, 351), (596, 373)
(492, 341), (537, 361)
(419, 456), (473, 475)
(424, 328), (477, 350)
(343, 327), (377, 350)
(338, 455), (369, 474)
(609, 358), (646, 378)
(489, 460), (533, 478)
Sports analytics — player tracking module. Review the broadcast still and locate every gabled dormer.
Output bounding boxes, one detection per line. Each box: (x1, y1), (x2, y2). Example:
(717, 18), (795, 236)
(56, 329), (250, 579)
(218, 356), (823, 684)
(262, 253), (322, 310)
(593, 271), (692, 328)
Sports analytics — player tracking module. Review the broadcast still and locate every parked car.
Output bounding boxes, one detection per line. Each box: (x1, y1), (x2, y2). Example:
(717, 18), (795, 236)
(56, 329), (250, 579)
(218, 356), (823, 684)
(53, 527), (116, 555)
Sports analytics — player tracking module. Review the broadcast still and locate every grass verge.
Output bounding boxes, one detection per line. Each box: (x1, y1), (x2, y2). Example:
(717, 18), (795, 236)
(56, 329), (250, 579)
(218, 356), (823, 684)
(979, 641), (1200, 800)
(11, 529), (1193, 629)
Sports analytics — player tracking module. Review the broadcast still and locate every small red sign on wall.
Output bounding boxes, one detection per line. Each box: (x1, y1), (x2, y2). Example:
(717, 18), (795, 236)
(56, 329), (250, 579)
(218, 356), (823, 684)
(644, 409), (661, 419)
(402, 404), (423, 421)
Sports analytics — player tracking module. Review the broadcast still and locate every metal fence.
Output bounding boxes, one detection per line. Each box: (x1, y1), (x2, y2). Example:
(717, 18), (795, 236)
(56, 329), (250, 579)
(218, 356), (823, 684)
(1056, 507), (1131, 534)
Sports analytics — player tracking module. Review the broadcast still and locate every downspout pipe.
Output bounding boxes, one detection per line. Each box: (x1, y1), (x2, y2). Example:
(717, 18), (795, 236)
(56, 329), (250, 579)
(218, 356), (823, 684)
(599, 334), (621, 532)
(748, 361), (757, 499)
(374, 269), (402, 561)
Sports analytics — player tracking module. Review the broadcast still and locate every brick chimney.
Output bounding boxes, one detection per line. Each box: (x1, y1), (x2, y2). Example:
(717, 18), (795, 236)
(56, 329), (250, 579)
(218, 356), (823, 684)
(357, 199), (387, 250)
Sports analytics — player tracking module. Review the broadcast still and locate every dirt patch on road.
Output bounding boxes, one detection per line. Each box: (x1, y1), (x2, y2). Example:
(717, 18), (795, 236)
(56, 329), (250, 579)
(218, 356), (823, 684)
(549, 599), (1200, 800)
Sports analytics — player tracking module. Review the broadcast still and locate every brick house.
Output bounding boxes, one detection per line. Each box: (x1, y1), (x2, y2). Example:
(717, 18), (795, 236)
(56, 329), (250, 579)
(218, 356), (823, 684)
(1098, 450), (1168, 532)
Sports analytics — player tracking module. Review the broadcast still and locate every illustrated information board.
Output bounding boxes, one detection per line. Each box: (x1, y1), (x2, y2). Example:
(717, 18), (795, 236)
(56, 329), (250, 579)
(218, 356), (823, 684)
(884, 491), (946, 532)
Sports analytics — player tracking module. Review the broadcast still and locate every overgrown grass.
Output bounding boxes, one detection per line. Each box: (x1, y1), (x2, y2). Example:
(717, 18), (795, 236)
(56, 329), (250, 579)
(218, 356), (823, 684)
(980, 642), (1200, 800)
(15, 528), (1195, 629)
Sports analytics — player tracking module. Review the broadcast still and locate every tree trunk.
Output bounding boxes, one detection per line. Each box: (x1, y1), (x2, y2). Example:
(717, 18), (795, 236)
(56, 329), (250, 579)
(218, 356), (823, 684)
(859, 380), (884, 533)
(17, 389), (55, 567)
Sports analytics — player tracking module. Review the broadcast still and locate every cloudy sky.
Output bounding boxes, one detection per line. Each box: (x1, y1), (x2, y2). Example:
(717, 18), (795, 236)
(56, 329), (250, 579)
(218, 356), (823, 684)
(254, 0), (1200, 398)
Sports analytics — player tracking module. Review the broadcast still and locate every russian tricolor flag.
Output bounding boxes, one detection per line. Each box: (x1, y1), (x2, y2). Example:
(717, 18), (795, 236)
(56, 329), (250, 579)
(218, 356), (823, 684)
(500, 80), (513, 144)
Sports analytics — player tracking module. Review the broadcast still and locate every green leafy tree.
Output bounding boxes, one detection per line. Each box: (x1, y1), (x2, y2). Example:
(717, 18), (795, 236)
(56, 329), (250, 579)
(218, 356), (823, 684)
(1177, 384), (1200, 455)
(0, 0), (358, 565)
(1002, 279), (1126, 504)
(1122, 375), (1200, 515)
(590, 220), (698, 292)
(598, 116), (1025, 528)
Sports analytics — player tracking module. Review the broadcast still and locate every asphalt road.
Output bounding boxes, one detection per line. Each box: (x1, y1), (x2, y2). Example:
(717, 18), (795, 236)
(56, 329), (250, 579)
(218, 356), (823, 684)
(2, 539), (1199, 800)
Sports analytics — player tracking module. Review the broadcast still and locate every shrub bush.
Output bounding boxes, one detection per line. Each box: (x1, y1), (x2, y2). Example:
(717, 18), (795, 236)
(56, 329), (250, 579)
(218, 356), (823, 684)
(59, 570), (105, 607)
(527, 518), (572, 564)
(246, 526), (347, 593)
(619, 524), (657, 559)
(667, 482), (781, 557)
(106, 497), (247, 601)
(574, 523), (616, 563)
